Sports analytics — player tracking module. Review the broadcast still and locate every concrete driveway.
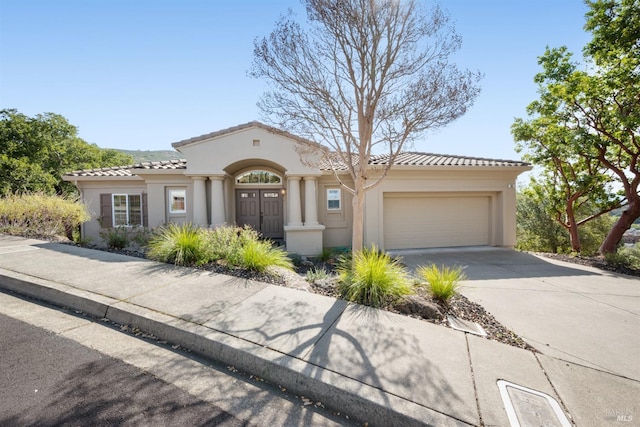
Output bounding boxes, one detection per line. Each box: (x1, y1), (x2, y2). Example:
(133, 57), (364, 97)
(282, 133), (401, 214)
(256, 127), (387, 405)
(395, 247), (640, 382)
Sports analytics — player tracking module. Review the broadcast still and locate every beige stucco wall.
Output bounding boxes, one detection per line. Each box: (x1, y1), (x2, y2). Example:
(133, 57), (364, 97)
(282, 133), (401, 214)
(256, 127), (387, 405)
(72, 179), (147, 247)
(318, 175), (354, 249)
(176, 127), (323, 176)
(137, 173), (192, 227)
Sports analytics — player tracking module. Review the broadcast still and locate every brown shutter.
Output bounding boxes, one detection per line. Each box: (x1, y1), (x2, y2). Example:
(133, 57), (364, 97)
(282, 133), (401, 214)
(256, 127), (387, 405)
(100, 194), (113, 228)
(142, 193), (148, 227)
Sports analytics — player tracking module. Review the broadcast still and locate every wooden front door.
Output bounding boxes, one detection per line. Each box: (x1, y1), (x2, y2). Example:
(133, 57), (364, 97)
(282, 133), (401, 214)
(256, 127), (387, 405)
(236, 189), (283, 239)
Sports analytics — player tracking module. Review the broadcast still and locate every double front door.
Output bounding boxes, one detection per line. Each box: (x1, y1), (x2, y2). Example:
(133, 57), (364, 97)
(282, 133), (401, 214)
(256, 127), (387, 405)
(235, 189), (284, 239)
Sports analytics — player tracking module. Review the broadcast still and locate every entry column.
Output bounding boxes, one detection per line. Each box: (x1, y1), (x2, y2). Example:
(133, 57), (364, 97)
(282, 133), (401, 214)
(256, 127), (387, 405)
(303, 176), (319, 226)
(210, 175), (226, 227)
(287, 176), (303, 226)
(192, 176), (208, 227)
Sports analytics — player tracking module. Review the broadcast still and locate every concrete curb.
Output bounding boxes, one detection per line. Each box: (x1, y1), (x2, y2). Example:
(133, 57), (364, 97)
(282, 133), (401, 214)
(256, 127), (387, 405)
(0, 268), (471, 427)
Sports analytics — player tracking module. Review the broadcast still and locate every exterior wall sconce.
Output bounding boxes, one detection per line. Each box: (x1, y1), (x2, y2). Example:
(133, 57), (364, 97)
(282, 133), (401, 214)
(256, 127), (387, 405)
(281, 188), (286, 196)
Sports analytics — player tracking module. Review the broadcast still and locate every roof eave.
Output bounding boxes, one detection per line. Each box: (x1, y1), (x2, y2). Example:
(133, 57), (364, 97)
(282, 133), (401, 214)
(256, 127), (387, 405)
(62, 175), (143, 182)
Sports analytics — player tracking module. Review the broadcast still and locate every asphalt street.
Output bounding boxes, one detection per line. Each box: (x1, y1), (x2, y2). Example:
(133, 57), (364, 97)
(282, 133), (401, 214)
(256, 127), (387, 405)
(0, 291), (353, 427)
(0, 312), (251, 426)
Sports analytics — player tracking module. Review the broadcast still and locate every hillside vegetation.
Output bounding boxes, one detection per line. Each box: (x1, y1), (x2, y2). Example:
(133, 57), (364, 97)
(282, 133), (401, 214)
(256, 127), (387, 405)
(114, 149), (183, 163)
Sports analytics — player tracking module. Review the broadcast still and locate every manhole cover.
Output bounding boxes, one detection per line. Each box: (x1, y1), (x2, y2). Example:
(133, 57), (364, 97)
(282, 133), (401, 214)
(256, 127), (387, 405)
(447, 315), (486, 336)
(498, 380), (571, 427)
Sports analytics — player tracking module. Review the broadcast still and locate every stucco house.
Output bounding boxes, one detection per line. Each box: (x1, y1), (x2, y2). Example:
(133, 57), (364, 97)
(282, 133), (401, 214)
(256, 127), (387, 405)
(63, 121), (531, 255)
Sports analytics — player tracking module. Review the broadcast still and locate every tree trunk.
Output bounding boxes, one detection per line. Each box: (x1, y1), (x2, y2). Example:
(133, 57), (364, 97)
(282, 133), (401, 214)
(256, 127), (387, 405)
(568, 224), (581, 253)
(565, 202), (581, 253)
(599, 197), (640, 254)
(351, 178), (366, 252)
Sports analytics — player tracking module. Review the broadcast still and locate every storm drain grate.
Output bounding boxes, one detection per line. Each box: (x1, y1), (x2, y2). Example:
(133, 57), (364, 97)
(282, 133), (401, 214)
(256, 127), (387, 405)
(447, 315), (487, 336)
(498, 380), (571, 427)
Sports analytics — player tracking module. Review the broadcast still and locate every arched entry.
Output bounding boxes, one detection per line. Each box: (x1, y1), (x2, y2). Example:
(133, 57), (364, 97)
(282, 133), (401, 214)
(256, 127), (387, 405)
(234, 170), (284, 239)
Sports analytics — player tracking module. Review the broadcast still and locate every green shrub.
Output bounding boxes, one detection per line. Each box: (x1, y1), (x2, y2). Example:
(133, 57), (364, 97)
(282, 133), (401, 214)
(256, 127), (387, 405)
(417, 264), (466, 304)
(146, 223), (208, 266)
(100, 227), (129, 250)
(0, 192), (89, 239)
(605, 245), (640, 270)
(205, 225), (259, 267)
(337, 246), (413, 308)
(317, 247), (334, 262)
(306, 266), (329, 282)
(239, 239), (293, 272)
(289, 252), (303, 267)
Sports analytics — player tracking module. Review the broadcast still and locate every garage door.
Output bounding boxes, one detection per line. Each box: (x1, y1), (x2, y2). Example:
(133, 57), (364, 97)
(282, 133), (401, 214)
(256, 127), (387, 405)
(383, 194), (490, 250)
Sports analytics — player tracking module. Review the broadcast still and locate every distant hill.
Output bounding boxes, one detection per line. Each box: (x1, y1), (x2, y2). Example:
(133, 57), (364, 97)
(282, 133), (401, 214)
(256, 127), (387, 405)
(114, 149), (183, 163)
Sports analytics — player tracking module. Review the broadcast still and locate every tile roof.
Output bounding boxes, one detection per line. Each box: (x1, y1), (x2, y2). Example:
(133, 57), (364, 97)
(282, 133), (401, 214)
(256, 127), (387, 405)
(64, 152), (529, 178)
(64, 159), (187, 177)
(319, 152), (530, 170)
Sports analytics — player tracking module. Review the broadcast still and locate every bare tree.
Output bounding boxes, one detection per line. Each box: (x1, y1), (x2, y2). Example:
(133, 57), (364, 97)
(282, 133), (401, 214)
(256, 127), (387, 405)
(250, 0), (481, 251)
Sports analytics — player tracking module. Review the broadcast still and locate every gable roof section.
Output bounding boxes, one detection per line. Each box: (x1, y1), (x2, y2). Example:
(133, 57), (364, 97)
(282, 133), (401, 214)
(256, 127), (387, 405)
(64, 159), (187, 178)
(171, 121), (319, 149)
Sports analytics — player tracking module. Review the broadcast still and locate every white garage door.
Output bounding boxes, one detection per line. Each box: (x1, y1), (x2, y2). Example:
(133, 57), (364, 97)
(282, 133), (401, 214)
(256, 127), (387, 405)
(383, 194), (491, 250)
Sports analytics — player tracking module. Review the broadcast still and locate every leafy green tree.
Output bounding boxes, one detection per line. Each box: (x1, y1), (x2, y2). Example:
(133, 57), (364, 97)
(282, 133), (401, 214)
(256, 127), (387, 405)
(517, 183), (615, 255)
(512, 0), (639, 254)
(0, 109), (133, 194)
(516, 185), (568, 253)
(250, 0), (481, 252)
(513, 107), (621, 252)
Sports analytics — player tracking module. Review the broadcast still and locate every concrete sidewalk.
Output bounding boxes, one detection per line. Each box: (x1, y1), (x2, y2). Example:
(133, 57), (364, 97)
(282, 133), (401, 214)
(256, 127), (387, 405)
(1, 235), (638, 426)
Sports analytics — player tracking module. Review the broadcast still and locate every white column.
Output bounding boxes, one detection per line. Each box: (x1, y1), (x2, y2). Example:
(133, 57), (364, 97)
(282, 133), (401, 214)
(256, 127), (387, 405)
(192, 177), (208, 227)
(287, 176), (303, 226)
(303, 176), (319, 226)
(210, 176), (226, 227)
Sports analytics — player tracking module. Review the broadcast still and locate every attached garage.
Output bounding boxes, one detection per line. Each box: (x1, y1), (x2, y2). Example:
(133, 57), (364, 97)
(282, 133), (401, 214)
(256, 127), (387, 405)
(383, 193), (492, 250)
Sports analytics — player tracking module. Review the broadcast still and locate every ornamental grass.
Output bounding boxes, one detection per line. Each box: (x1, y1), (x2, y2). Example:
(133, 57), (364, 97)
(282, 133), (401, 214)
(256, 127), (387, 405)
(239, 238), (293, 272)
(146, 223), (208, 266)
(417, 264), (466, 304)
(337, 245), (413, 308)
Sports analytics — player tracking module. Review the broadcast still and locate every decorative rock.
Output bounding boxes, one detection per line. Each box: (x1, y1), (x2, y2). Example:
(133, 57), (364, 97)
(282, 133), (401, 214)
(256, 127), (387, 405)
(394, 295), (442, 320)
(268, 266), (312, 292)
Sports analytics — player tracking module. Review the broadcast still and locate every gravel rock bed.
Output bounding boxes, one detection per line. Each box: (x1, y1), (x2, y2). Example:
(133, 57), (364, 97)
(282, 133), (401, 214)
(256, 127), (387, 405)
(309, 277), (534, 350)
(534, 252), (640, 277)
(437, 294), (535, 351)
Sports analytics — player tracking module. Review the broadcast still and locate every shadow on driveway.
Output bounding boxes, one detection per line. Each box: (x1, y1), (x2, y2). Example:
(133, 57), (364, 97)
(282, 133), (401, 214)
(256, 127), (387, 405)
(393, 246), (594, 280)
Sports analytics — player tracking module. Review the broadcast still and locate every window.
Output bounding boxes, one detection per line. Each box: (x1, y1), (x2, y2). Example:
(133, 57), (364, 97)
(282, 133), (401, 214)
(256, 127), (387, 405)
(112, 194), (142, 226)
(327, 188), (341, 210)
(169, 189), (186, 214)
(236, 170), (281, 184)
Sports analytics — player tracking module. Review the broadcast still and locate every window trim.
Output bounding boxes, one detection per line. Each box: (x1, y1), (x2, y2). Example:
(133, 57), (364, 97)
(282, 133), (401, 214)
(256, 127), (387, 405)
(112, 193), (143, 227)
(327, 188), (341, 211)
(168, 189), (186, 214)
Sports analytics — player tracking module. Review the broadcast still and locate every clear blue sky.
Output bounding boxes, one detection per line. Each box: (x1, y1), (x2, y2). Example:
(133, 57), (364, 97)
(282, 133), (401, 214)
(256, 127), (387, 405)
(0, 0), (591, 162)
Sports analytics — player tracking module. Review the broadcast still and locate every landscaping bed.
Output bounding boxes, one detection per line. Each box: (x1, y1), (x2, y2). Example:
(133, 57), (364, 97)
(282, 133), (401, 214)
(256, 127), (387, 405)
(534, 252), (640, 277)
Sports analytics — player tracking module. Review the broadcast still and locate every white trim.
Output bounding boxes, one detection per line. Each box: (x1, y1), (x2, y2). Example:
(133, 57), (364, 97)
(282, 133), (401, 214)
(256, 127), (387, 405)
(168, 189), (187, 214)
(112, 193), (143, 227)
(327, 188), (341, 211)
